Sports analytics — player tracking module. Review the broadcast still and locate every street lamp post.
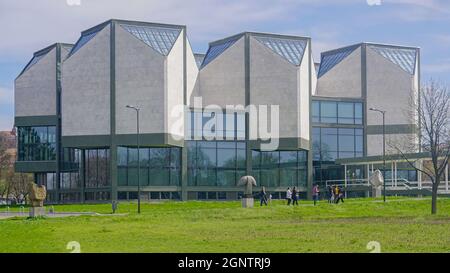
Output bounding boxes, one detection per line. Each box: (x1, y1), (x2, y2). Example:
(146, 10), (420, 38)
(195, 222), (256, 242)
(369, 107), (387, 203)
(126, 105), (141, 213)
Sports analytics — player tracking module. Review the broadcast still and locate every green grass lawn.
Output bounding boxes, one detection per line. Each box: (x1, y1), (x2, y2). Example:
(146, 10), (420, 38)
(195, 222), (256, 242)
(0, 197), (449, 253)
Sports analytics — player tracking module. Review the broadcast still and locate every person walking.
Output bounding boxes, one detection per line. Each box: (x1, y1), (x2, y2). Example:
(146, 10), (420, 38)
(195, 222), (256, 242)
(335, 186), (345, 204)
(286, 187), (292, 205)
(333, 185), (339, 204)
(291, 187), (299, 206)
(260, 186), (268, 206)
(327, 185), (333, 204)
(312, 184), (320, 206)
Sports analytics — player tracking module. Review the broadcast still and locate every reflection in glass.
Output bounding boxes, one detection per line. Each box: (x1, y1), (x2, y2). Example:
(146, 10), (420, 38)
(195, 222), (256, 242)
(17, 126), (57, 161)
(117, 147), (181, 187)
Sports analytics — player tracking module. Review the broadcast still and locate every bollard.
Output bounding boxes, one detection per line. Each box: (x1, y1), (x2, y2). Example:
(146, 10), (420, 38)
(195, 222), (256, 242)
(112, 201), (118, 214)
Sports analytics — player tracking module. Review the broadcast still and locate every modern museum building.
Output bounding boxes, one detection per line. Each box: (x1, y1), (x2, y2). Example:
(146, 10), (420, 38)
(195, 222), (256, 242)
(14, 19), (421, 203)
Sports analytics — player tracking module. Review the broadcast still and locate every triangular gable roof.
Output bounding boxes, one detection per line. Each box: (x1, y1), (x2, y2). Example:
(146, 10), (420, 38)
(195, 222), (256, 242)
(119, 23), (182, 56)
(201, 34), (244, 68)
(69, 23), (108, 57)
(18, 44), (56, 78)
(194, 53), (205, 68)
(368, 44), (417, 75)
(318, 44), (361, 78)
(253, 35), (307, 66)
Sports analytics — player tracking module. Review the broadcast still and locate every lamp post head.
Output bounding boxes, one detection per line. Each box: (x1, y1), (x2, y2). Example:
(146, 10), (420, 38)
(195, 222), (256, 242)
(126, 105), (140, 111)
(369, 107), (386, 114)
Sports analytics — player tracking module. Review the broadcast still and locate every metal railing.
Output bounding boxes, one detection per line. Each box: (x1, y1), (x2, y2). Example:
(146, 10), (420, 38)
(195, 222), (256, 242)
(325, 178), (449, 194)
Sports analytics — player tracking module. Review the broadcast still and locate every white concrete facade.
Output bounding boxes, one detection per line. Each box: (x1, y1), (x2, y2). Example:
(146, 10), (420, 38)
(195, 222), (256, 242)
(62, 24), (111, 136)
(316, 43), (420, 157)
(15, 47), (58, 117)
(194, 36), (246, 108)
(316, 47), (362, 99)
(14, 19), (422, 201)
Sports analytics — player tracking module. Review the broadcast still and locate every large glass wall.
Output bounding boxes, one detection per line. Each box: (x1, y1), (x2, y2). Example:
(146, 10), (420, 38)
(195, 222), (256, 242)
(187, 141), (246, 187)
(185, 110), (245, 140)
(118, 147), (181, 186)
(312, 100), (363, 125)
(312, 99), (365, 187)
(312, 127), (364, 186)
(17, 126), (56, 161)
(60, 148), (82, 189)
(85, 148), (110, 188)
(312, 127), (363, 161)
(252, 150), (308, 188)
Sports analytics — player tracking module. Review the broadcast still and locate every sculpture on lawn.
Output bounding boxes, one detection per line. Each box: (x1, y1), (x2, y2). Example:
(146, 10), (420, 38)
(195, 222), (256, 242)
(28, 182), (47, 217)
(369, 169), (384, 197)
(238, 176), (257, 208)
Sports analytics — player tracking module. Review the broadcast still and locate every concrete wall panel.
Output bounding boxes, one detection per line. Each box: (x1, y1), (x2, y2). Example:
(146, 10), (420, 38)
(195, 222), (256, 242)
(62, 25), (111, 136)
(366, 47), (415, 126)
(316, 47), (362, 98)
(166, 31), (185, 139)
(298, 42), (310, 141)
(198, 37), (245, 107)
(250, 36), (300, 139)
(115, 24), (166, 135)
(186, 39), (199, 108)
(15, 48), (57, 117)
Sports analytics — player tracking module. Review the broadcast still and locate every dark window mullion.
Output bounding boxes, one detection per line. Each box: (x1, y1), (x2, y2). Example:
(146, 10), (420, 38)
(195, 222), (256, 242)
(126, 147), (130, 186)
(96, 149), (99, 188)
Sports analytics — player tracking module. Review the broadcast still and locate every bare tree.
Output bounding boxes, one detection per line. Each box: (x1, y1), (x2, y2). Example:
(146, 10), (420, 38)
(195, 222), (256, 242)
(8, 172), (33, 204)
(0, 137), (11, 184)
(390, 80), (450, 214)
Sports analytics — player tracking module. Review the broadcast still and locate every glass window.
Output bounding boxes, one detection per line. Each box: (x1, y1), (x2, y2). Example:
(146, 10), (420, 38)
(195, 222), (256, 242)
(312, 101), (320, 123)
(260, 169), (278, 187)
(355, 103), (363, 124)
(217, 170), (236, 186)
(313, 100), (364, 125)
(261, 151), (279, 168)
(116, 146), (180, 187)
(198, 169), (216, 186)
(320, 101), (337, 123)
(236, 113), (246, 140)
(312, 127), (365, 161)
(355, 135), (364, 152)
(150, 168), (170, 186)
(186, 141), (245, 187)
(198, 146), (216, 168)
(321, 128), (338, 152)
(118, 167), (127, 186)
(252, 150), (308, 188)
(217, 147), (235, 168)
(186, 110), (246, 141)
(236, 147), (246, 169)
(84, 148), (110, 188)
(338, 102), (354, 124)
(17, 126), (57, 161)
(225, 113), (235, 139)
(118, 147), (127, 166)
(280, 168), (297, 186)
(280, 151), (297, 164)
(338, 129), (355, 152)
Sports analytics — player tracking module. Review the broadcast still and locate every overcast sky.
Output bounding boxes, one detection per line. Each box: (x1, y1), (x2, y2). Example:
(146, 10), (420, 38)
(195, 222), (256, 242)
(0, 0), (449, 130)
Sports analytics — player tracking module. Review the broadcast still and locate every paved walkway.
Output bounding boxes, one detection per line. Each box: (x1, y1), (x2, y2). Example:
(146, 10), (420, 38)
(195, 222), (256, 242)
(0, 211), (127, 220)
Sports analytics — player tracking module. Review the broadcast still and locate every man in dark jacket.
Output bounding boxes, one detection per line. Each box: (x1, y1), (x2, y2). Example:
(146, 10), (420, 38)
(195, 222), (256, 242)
(260, 186), (268, 206)
(291, 187), (299, 206)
